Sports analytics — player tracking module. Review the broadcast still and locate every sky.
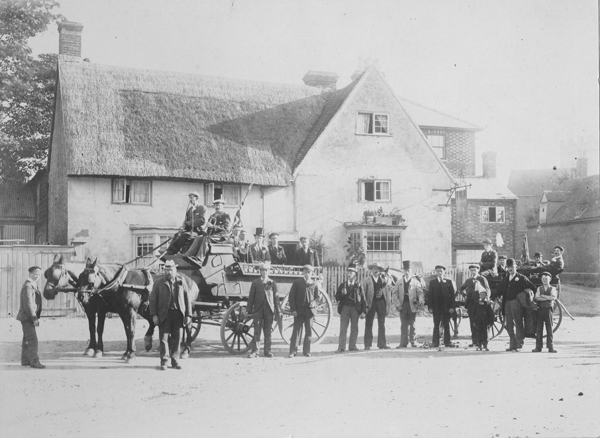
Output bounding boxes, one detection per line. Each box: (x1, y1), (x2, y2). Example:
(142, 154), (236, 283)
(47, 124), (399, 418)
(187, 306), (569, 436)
(30, 0), (600, 181)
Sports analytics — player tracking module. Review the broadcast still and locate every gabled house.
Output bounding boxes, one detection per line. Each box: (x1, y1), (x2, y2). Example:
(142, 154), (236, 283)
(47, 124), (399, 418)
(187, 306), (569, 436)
(46, 22), (492, 270)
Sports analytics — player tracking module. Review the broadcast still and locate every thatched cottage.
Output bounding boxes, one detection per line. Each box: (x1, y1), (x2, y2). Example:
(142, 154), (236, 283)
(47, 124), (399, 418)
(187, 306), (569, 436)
(48, 22), (485, 269)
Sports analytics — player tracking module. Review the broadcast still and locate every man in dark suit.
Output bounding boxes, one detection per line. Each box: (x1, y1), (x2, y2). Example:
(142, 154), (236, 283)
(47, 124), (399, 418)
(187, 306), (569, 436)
(497, 255), (508, 276)
(427, 265), (456, 349)
(267, 232), (287, 265)
(293, 235), (320, 267)
(363, 262), (391, 350)
(335, 264), (366, 353)
(206, 198), (231, 239)
(17, 266), (45, 368)
(149, 260), (192, 370)
(479, 238), (498, 277)
(460, 265), (490, 348)
(496, 258), (536, 352)
(248, 228), (271, 263)
(246, 262), (281, 358)
(288, 265), (320, 357)
(164, 192), (206, 255)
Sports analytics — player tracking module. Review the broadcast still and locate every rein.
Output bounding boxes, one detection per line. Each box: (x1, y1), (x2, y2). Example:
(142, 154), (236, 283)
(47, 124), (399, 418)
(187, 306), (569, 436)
(120, 236), (174, 267)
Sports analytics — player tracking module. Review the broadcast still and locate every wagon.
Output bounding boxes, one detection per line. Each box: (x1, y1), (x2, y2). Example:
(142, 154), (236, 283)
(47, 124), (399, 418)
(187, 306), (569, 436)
(164, 244), (333, 355)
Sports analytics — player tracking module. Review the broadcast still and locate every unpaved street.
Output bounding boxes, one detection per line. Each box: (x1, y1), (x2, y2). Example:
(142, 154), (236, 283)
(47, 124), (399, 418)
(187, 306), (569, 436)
(1, 310), (599, 438)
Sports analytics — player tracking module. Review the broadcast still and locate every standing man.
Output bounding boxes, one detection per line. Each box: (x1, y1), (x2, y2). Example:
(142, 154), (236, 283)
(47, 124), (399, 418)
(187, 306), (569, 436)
(427, 265), (456, 349)
(497, 258), (536, 352)
(149, 260), (192, 370)
(460, 265), (491, 348)
(248, 228), (271, 263)
(268, 232), (287, 265)
(206, 198), (231, 239)
(288, 265), (320, 357)
(293, 235), (320, 267)
(479, 238), (498, 277)
(246, 262), (280, 358)
(17, 266), (45, 368)
(335, 264), (366, 353)
(532, 271), (558, 353)
(363, 262), (391, 350)
(391, 260), (425, 348)
(164, 192), (206, 255)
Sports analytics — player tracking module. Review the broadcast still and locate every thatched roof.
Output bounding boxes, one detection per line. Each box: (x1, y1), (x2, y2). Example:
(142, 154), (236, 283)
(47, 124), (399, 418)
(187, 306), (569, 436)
(56, 56), (337, 186)
(0, 184), (35, 221)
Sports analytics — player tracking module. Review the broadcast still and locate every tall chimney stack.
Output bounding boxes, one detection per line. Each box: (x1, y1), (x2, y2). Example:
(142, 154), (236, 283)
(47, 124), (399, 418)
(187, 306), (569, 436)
(302, 71), (338, 92)
(58, 21), (84, 57)
(482, 151), (497, 178)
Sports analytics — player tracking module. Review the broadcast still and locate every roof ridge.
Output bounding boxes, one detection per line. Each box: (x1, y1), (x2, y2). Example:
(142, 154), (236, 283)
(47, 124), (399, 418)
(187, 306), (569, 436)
(398, 95), (482, 130)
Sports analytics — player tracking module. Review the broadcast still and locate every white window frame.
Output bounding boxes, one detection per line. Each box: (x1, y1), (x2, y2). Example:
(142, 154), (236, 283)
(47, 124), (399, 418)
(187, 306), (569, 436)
(366, 231), (401, 252)
(131, 232), (176, 260)
(359, 179), (391, 202)
(357, 112), (389, 135)
(111, 178), (152, 205)
(204, 183), (242, 206)
(427, 133), (446, 160)
(480, 206), (505, 223)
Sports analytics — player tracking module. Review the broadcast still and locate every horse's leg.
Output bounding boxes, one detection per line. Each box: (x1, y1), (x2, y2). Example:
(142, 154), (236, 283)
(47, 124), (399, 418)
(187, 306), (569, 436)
(94, 310), (106, 358)
(123, 308), (137, 363)
(84, 308), (96, 356)
(180, 326), (190, 359)
(140, 305), (154, 352)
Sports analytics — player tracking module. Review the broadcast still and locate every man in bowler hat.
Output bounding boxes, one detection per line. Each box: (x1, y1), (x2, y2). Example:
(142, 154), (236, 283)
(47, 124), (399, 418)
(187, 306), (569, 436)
(17, 266), (45, 368)
(427, 265), (456, 349)
(391, 260), (425, 348)
(288, 265), (320, 357)
(335, 264), (366, 352)
(149, 260), (192, 370)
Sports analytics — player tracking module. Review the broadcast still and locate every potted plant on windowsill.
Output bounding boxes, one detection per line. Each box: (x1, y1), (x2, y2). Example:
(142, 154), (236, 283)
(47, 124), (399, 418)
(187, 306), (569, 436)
(363, 209), (377, 224)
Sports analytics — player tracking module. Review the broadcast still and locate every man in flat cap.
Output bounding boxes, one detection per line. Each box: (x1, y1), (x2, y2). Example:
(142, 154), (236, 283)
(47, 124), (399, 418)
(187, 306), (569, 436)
(335, 264), (366, 353)
(164, 192), (206, 256)
(427, 265), (456, 349)
(268, 232), (287, 265)
(391, 260), (425, 348)
(246, 262), (281, 358)
(479, 238), (498, 278)
(532, 271), (558, 353)
(293, 235), (320, 267)
(496, 258), (536, 352)
(149, 260), (192, 370)
(363, 262), (391, 350)
(248, 228), (270, 263)
(288, 265), (320, 357)
(17, 266), (45, 368)
(460, 264), (491, 348)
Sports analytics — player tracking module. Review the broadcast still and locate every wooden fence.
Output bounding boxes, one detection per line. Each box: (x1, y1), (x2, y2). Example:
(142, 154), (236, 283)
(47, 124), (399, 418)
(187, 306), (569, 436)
(0, 245), (83, 318)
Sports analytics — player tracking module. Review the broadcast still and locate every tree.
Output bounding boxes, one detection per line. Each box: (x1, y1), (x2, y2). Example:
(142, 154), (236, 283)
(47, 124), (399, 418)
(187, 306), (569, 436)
(0, 0), (63, 183)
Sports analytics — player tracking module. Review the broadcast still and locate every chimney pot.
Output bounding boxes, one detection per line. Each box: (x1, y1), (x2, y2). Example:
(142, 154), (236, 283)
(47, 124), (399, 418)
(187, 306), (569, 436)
(482, 151), (497, 178)
(302, 71), (338, 92)
(58, 21), (84, 57)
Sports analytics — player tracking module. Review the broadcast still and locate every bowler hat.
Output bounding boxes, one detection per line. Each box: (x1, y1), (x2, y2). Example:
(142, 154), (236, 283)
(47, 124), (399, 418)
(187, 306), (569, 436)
(367, 262), (385, 271)
(506, 258), (516, 267)
(188, 191), (200, 199)
(254, 227), (264, 236)
(435, 265), (446, 270)
(534, 252), (542, 257)
(213, 198), (225, 205)
(302, 264), (315, 272)
(541, 271), (552, 278)
(482, 238), (492, 244)
(402, 260), (412, 270)
(164, 260), (178, 268)
(498, 255), (507, 260)
(468, 264), (480, 270)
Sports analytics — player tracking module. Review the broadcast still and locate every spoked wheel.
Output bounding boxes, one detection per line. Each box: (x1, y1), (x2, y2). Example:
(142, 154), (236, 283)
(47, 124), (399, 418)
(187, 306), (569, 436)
(488, 298), (505, 339)
(279, 288), (333, 346)
(189, 308), (202, 343)
(551, 303), (562, 333)
(220, 302), (255, 355)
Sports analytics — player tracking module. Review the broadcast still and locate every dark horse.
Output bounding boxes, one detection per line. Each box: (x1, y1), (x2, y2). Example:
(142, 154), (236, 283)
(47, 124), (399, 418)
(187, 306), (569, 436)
(43, 256), (199, 362)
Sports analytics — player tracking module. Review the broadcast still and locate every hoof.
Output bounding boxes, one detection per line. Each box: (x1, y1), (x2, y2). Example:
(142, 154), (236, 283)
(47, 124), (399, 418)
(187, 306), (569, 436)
(180, 350), (189, 360)
(125, 355), (136, 364)
(83, 348), (94, 356)
(144, 335), (152, 352)
(120, 353), (128, 360)
(93, 350), (103, 358)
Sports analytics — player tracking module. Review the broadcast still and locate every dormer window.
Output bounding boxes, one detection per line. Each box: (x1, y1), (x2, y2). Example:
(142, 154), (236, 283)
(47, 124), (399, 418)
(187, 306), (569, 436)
(357, 112), (389, 135)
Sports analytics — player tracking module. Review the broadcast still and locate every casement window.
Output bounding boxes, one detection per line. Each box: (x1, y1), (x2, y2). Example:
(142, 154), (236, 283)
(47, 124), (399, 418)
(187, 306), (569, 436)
(366, 231), (401, 252)
(204, 183), (241, 205)
(133, 233), (172, 258)
(481, 206), (505, 223)
(357, 112), (389, 135)
(426, 134), (446, 160)
(112, 179), (151, 205)
(360, 180), (391, 202)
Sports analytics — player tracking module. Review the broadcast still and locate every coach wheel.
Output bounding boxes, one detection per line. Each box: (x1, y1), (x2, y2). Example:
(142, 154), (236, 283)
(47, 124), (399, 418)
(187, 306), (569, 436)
(279, 287), (333, 346)
(488, 298), (505, 339)
(551, 303), (562, 334)
(220, 302), (255, 355)
(189, 308), (202, 342)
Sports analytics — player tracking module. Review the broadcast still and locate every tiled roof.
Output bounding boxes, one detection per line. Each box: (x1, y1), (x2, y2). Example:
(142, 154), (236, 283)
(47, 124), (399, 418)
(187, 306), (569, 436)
(399, 98), (481, 131)
(507, 169), (568, 197)
(547, 175), (599, 223)
(462, 177), (517, 200)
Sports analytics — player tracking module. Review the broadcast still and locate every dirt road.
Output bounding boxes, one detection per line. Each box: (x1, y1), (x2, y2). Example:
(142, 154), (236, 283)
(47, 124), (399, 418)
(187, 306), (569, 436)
(1, 311), (599, 438)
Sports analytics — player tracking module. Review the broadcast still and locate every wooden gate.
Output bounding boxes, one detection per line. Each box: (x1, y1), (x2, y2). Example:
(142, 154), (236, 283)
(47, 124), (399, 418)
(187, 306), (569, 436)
(0, 245), (83, 318)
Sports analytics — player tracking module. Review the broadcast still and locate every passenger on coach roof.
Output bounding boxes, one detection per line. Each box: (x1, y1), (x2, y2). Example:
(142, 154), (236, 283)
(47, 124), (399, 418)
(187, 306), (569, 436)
(479, 238), (498, 278)
(267, 232), (287, 265)
(293, 236), (320, 267)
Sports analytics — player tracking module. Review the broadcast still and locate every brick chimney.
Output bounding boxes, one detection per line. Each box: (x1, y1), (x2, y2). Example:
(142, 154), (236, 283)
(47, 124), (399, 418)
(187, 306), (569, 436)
(302, 71), (338, 92)
(482, 151), (497, 178)
(58, 21), (84, 57)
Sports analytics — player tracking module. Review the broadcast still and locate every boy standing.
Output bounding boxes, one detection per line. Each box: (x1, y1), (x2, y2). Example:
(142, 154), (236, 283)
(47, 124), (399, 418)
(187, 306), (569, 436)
(532, 271), (558, 353)
(472, 289), (495, 351)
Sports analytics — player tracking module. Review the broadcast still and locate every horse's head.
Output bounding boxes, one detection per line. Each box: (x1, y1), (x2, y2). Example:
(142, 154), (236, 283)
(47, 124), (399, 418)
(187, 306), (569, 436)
(78, 258), (106, 292)
(43, 255), (79, 300)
